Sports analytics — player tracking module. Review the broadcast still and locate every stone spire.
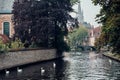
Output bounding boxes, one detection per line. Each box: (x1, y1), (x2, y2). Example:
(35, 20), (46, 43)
(0, 0), (14, 13)
(77, 0), (84, 24)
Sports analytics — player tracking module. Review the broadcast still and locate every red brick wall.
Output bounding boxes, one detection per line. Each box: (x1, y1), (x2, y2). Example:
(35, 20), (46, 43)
(0, 14), (14, 37)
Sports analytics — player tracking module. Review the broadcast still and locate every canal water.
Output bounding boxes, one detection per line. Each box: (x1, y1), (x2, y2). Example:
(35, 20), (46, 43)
(0, 52), (120, 80)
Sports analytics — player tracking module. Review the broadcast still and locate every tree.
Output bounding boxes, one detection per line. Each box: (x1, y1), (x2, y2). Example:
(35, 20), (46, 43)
(68, 26), (88, 49)
(92, 0), (120, 53)
(70, 0), (79, 5)
(12, 0), (72, 52)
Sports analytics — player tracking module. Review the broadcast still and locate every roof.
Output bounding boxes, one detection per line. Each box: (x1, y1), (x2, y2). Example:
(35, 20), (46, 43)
(0, 0), (14, 13)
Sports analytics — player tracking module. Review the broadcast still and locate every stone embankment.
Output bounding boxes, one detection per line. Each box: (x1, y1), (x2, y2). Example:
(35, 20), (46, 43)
(102, 52), (120, 62)
(0, 49), (60, 70)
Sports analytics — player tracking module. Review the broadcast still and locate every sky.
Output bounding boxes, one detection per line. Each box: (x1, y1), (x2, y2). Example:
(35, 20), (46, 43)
(71, 0), (101, 27)
(0, 0), (100, 27)
(0, 0), (14, 13)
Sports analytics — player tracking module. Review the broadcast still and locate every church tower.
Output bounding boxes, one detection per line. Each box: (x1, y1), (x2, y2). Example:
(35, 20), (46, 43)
(77, 0), (84, 24)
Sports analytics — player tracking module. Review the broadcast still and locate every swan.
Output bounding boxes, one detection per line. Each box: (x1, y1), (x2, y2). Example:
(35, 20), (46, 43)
(53, 62), (56, 68)
(41, 67), (45, 74)
(17, 67), (22, 73)
(5, 70), (10, 74)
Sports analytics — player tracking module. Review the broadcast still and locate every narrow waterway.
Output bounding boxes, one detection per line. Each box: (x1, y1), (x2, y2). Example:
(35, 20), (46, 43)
(0, 52), (120, 80)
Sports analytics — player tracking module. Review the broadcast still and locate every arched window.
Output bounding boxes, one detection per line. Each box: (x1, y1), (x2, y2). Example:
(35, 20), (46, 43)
(3, 22), (10, 37)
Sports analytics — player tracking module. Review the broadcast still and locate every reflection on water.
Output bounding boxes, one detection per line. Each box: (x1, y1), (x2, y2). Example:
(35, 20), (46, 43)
(0, 52), (120, 80)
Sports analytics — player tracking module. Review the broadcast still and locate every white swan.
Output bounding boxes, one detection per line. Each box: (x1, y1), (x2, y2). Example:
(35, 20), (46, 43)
(53, 62), (56, 68)
(17, 67), (22, 73)
(41, 67), (45, 74)
(5, 70), (10, 74)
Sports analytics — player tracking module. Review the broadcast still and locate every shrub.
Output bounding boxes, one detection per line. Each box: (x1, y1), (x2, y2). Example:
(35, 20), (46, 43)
(10, 38), (24, 49)
(0, 39), (9, 53)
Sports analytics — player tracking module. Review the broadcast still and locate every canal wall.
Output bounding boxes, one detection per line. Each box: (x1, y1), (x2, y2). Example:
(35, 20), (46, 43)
(102, 52), (120, 62)
(0, 49), (60, 70)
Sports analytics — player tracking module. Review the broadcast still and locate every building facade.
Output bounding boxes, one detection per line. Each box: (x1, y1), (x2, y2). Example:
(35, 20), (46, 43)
(0, 0), (14, 38)
(0, 13), (14, 37)
(88, 26), (101, 46)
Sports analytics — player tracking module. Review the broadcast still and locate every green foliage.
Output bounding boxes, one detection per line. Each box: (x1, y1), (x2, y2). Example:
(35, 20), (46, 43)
(92, 0), (120, 53)
(0, 39), (9, 53)
(70, 0), (79, 5)
(0, 38), (25, 53)
(29, 42), (36, 48)
(68, 26), (88, 49)
(94, 32), (108, 51)
(12, 0), (73, 52)
(10, 38), (24, 49)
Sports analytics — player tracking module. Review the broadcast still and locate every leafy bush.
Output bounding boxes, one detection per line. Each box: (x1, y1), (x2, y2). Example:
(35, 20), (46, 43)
(10, 38), (24, 49)
(29, 42), (37, 48)
(0, 37), (25, 53)
(0, 39), (9, 53)
(68, 26), (88, 49)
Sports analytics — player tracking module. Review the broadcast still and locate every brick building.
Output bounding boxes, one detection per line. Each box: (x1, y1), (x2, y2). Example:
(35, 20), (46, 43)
(0, 0), (14, 38)
(0, 13), (14, 37)
(88, 26), (101, 46)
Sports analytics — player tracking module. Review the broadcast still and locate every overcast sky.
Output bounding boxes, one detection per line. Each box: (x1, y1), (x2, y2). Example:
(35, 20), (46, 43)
(71, 0), (101, 27)
(0, 0), (100, 27)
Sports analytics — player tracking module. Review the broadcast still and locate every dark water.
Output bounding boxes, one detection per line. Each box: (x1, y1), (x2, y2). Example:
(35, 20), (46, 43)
(0, 52), (120, 80)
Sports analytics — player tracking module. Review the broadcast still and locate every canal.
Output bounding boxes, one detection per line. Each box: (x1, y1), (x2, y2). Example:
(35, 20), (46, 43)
(0, 52), (120, 80)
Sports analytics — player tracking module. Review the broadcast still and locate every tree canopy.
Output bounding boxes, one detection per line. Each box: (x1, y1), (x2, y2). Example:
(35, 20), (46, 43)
(92, 0), (120, 53)
(68, 26), (88, 49)
(12, 0), (73, 52)
(70, 0), (79, 5)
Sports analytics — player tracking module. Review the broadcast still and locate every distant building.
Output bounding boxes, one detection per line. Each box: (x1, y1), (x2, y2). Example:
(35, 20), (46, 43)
(83, 22), (92, 29)
(75, 1), (101, 46)
(0, 13), (14, 37)
(88, 26), (101, 46)
(76, 0), (93, 29)
(0, 0), (14, 37)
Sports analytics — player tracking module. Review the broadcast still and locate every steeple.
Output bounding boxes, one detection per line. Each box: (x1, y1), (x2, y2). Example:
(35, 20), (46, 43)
(77, 0), (84, 24)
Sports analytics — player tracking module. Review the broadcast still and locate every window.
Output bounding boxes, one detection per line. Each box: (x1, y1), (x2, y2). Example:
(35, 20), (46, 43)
(3, 22), (10, 37)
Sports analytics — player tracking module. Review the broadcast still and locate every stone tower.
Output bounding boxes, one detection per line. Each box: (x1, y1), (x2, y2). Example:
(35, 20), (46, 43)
(77, 0), (84, 24)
